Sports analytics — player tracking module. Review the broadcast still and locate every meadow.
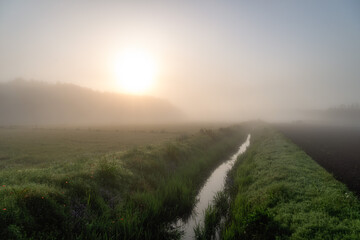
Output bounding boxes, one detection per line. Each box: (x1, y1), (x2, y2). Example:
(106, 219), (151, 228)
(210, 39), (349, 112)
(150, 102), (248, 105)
(0, 125), (196, 169)
(196, 124), (360, 239)
(0, 124), (247, 239)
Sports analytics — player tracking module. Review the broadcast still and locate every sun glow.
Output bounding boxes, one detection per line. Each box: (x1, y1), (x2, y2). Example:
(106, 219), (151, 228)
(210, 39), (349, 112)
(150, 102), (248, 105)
(114, 49), (157, 94)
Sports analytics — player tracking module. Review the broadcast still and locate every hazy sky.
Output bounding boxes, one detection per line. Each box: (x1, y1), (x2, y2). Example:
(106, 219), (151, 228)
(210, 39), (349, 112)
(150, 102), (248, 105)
(1, 0), (359, 120)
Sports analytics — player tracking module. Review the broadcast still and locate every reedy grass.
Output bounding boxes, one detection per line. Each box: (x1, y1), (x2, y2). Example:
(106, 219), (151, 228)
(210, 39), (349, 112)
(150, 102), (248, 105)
(194, 191), (229, 240)
(0, 126), (246, 239)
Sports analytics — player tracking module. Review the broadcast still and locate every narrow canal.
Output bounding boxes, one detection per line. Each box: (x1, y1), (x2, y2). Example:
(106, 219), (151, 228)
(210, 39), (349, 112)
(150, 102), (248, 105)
(178, 134), (251, 239)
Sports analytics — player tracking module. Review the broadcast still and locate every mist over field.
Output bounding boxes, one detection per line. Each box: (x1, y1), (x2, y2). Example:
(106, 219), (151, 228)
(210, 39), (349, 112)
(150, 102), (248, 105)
(1, 0), (359, 126)
(1, 79), (360, 127)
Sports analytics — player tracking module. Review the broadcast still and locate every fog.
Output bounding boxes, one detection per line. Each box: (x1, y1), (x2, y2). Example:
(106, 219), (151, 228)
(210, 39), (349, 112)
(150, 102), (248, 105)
(0, 80), (183, 125)
(0, 1), (359, 125)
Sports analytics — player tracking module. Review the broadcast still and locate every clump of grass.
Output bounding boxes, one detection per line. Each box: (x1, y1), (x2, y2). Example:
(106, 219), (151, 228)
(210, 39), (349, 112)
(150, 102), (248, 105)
(223, 195), (288, 240)
(0, 184), (69, 239)
(194, 191), (230, 240)
(194, 205), (218, 240)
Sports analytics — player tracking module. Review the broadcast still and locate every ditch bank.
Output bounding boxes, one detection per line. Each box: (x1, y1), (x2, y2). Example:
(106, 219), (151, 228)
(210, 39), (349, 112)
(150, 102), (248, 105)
(200, 126), (360, 239)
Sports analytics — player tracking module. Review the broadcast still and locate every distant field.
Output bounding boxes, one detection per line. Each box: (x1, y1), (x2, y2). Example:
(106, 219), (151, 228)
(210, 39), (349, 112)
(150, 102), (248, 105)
(0, 124), (215, 169)
(277, 124), (360, 195)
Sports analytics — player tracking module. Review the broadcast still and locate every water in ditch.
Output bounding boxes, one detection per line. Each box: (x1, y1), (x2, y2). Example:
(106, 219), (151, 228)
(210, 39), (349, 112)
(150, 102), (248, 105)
(176, 134), (251, 239)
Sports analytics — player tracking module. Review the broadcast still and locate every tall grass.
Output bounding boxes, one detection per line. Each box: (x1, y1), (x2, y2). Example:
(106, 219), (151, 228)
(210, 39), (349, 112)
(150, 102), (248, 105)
(0, 125), (246, 239)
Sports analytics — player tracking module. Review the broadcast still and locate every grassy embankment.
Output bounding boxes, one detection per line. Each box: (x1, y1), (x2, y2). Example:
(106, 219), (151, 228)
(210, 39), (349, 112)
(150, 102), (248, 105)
(197, 126), (360, 239)
(0, 126), (246, 239)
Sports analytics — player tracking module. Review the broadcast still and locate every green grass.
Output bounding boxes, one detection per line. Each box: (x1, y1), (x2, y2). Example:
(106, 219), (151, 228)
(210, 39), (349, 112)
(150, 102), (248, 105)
(0, 125), (246, 239)
(221, 126), (360, 239)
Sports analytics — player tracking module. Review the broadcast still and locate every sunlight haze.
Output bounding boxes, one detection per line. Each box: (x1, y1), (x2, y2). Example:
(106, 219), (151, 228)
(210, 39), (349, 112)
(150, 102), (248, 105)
(0, 0), (359, 121)
(113, 48), (158, 94)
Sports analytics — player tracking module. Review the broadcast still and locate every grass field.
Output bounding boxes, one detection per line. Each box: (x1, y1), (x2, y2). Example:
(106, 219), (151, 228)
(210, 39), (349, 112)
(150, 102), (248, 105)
(0, 125), (200, 170)
(0, 124), (246, 239)
(196, 124), (360, 239)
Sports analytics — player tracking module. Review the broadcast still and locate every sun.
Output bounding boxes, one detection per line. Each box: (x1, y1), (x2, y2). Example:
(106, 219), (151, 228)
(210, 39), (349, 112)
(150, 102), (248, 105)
(114, 49), (157, 94)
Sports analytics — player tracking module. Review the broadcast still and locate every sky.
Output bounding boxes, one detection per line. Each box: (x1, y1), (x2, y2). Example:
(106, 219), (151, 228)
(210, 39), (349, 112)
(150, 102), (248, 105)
(1, 0), (359, 121)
